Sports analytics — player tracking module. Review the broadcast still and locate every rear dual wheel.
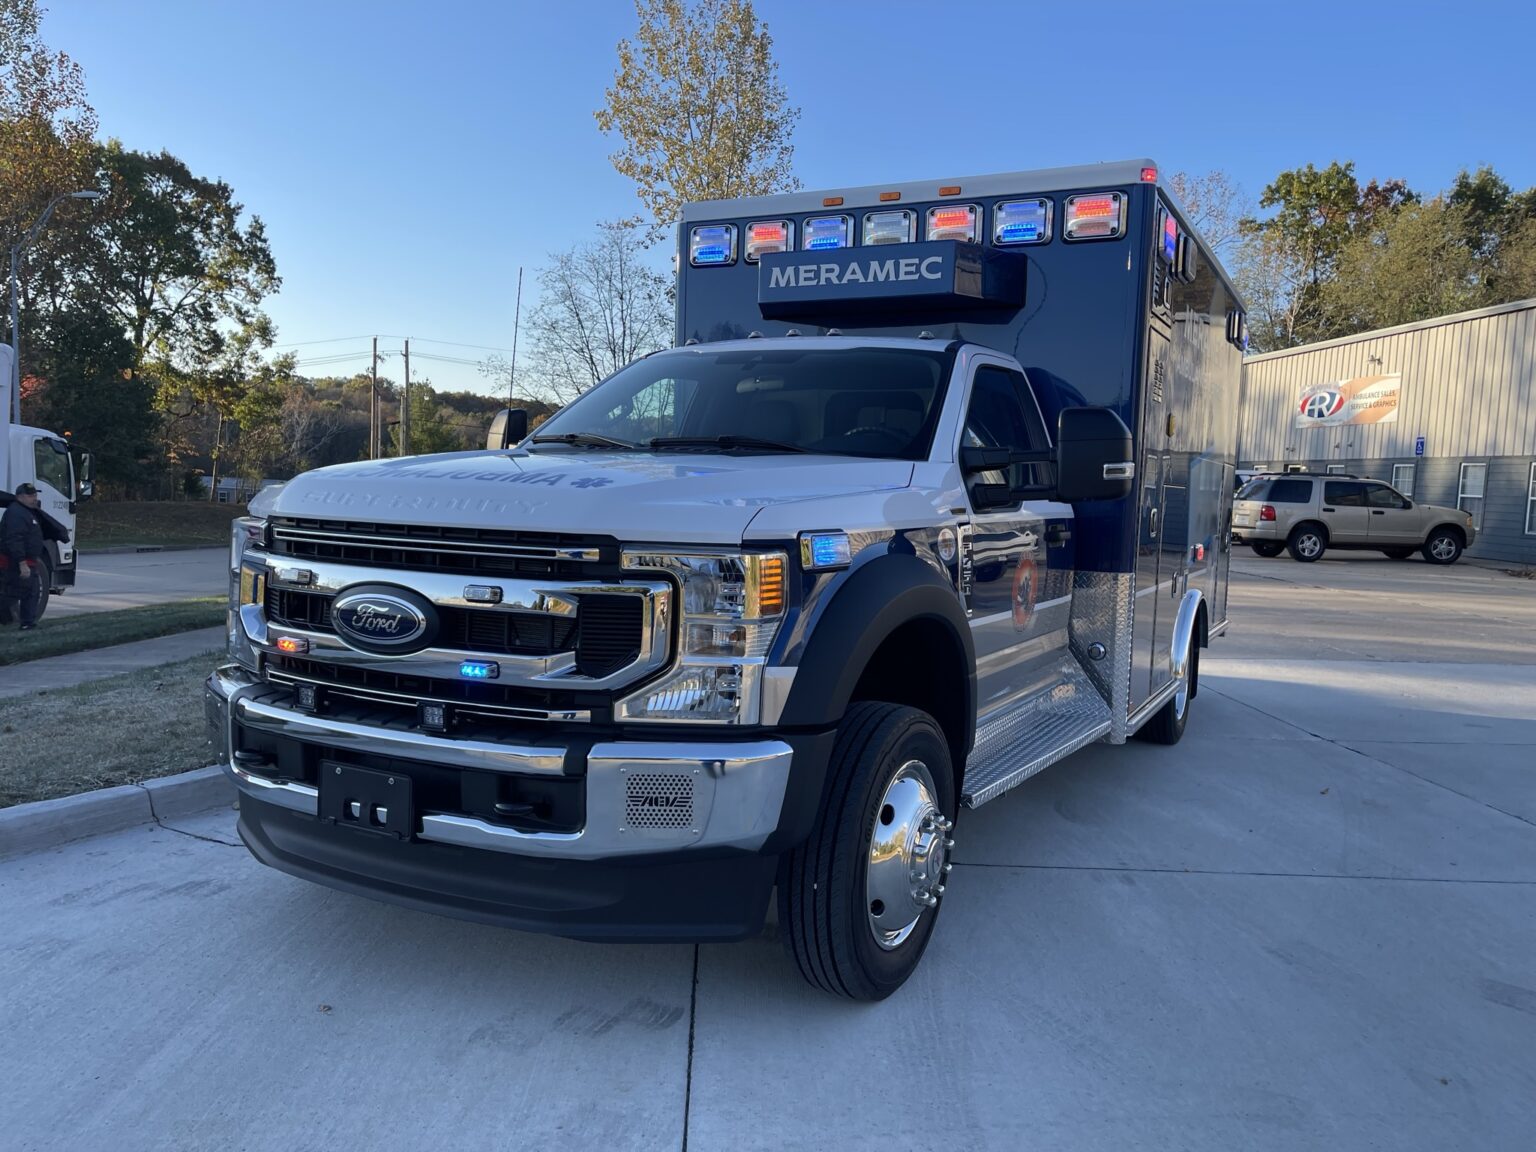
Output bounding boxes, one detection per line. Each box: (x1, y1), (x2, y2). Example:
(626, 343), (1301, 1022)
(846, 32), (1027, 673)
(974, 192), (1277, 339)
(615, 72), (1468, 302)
(1250, 542), (1285, 558)
(779, 703), (956, 1001)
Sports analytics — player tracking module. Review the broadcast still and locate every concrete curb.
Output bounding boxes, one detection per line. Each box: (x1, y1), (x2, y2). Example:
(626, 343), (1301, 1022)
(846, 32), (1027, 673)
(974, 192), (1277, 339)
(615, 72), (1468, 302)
(84, 544), (224, 556)
(0, 765), (234, 859)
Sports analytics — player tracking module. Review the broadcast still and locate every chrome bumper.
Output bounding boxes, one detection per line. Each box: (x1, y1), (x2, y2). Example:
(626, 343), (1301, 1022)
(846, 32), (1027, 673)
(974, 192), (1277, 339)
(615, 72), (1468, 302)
(206, 664), (792, 861)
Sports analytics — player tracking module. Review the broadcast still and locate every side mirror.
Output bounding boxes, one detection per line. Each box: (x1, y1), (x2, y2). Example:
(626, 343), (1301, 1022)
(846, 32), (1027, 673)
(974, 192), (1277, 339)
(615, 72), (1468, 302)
(487, 408), (529, 451)
(77, 451), (95, 501)
(1055, 407), (1134, 503)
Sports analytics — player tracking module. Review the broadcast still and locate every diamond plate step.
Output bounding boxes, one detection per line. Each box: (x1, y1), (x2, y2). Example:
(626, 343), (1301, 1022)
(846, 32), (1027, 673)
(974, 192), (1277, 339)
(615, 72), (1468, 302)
(961, 656), (1111, 808)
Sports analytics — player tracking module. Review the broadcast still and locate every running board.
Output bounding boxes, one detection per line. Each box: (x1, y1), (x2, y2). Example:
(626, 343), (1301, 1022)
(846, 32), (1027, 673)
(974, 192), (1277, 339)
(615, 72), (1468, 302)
(961, 658), (1112, 808)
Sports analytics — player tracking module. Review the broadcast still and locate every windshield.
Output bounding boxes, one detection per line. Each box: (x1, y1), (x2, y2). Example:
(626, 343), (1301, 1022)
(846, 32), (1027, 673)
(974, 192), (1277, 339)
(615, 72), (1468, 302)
(534, 345), (955, 460)
(33, 437), (73, 496)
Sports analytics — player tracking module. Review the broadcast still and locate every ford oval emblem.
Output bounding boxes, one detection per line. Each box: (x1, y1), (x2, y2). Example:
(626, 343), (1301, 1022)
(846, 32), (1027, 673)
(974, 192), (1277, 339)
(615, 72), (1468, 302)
(332, 586), (436, 654)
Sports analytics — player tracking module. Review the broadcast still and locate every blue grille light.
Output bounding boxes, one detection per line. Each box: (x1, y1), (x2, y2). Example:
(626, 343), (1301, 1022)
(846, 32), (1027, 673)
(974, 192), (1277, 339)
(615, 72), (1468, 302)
(460, 660), (501, 680)
(800, 531), (852, 570)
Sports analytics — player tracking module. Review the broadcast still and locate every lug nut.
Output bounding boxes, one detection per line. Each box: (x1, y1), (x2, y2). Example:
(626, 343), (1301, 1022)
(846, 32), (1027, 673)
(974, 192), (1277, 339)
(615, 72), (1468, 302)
(936, 885), (945, 896)
(943, 862), (953, 874)
(920, 815), (935, 833)
(944, 837), (955, 850)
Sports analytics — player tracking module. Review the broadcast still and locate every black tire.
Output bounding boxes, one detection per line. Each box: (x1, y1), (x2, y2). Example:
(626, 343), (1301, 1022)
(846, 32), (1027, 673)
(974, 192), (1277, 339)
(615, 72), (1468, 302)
(33, 557), (52, 622)
(778, 702), (955, 1001)
(1422, 527), (1464, 565)
(1381, 548), (1414, 560)
(1250, 542), (1285, 558)
(1136, 634), (1196, 745)
(1287, 523), (1327, 563)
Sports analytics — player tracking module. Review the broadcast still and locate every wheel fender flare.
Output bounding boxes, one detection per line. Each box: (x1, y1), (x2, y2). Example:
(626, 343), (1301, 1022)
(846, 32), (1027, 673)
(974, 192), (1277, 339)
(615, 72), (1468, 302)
(777, 552), (976, 747)
(1170, 588), (1205, 686)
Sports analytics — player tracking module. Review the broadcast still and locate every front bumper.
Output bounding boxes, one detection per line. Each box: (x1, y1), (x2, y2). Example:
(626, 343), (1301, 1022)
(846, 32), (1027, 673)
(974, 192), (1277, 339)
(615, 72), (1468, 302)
(206, 665), (830, 940)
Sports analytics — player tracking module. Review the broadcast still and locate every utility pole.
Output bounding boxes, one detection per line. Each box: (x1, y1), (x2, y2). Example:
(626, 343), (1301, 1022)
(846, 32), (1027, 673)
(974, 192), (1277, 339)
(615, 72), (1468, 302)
(370, 336), (379, 459)
(509, 266), (523, 405)
(400, 338), (411, 456)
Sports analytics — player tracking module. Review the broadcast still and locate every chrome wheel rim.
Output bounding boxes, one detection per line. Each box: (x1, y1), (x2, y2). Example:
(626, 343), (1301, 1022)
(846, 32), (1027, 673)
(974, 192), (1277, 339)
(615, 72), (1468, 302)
(1297, 533), (1322, 558)
(1431, 536), (1456, 560)
(866, 759), (952, 951)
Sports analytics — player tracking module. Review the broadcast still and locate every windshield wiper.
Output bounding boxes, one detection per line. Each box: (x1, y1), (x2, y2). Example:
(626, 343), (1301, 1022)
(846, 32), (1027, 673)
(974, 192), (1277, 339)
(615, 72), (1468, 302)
(530, 432), (639, 449)
(649, 435), (809, 454)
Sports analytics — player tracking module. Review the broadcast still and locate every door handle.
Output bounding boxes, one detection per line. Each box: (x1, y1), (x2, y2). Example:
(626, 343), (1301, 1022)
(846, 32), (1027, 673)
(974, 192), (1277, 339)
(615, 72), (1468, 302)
(1322, 507), (1335, 512)
(1371, 510), (1385, 515)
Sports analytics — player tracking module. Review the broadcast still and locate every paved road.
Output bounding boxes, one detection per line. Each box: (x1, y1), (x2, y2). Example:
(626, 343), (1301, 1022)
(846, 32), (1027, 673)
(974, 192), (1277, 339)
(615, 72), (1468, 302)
(3, 559), (1534, 1151)
(50, 549), (227, 616)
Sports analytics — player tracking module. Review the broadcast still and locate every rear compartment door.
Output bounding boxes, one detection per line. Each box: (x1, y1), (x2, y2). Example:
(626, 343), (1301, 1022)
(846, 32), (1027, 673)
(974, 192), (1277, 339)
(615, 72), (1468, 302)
(1131, 327), (1175, 710)
(1322, 480), (1370, 543)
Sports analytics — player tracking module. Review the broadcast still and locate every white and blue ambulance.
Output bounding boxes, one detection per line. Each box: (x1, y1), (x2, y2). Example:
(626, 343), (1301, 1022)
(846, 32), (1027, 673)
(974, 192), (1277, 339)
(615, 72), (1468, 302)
(209, 159), (1244, 999)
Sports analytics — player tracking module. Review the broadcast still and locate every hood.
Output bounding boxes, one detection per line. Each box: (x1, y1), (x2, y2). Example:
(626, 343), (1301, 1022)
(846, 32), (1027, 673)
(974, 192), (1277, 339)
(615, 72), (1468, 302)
(269, 449), (915, 545)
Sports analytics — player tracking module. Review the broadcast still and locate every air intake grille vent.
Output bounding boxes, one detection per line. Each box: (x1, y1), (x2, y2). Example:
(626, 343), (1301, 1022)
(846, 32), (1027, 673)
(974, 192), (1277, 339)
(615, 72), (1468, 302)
(624, 773), (694, 830)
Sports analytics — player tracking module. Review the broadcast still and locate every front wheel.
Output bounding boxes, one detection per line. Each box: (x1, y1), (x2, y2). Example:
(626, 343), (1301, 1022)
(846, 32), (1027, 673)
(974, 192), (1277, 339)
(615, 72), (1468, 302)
(1422, 528), (1464, 565)
(1250, 542), (1285, 558)
(779, 702), (956, 1001)
(33, 558), (53, 622)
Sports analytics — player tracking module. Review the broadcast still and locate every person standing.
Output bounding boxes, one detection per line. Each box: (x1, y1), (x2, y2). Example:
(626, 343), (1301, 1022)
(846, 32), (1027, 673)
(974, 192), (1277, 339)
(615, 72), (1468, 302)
(1, 483), (47, 630)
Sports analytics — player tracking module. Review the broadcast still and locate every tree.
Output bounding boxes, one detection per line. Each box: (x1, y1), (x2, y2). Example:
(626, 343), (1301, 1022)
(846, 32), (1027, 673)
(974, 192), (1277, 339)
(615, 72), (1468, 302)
(1, 0), (97, 257)
(28, 301), (155, 495)
(523, 221), (672, 404)
(1167, 170), (1248, 259)
(596, 0), (799, 241)
(390, 383), (463, 457)
(1236, 162), (1415, 349)
(79, 143), (279, 373)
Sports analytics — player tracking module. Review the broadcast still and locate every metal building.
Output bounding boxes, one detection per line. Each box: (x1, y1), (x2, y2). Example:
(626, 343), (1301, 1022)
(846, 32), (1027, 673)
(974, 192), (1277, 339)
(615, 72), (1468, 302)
(1238, 297), (1536, 564)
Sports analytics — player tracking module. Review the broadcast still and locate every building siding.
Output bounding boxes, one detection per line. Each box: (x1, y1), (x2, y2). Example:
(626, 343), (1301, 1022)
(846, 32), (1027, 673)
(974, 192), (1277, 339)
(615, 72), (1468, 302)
(1239, 299), (1536, 566)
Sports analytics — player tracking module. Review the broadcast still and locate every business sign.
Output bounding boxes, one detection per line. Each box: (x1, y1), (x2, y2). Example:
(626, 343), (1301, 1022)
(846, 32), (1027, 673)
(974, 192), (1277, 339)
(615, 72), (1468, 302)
(1295, 373), (1401, 428)
(757, 241), (1026, 318)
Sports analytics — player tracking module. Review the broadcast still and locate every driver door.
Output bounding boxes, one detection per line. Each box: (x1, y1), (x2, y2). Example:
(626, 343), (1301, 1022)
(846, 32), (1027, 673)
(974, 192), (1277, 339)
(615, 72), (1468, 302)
(959, 359), (1074, 717)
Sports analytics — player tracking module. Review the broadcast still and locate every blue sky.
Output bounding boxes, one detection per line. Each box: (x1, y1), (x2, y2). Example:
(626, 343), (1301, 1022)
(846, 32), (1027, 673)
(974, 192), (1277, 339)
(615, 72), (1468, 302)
(41, 0), (1536, 395)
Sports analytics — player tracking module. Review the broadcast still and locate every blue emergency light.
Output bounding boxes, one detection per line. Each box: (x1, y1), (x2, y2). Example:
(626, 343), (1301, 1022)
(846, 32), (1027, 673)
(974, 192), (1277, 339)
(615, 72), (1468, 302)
(459, 660), (500, 680)
(803, 215), (852, 250)
(994, 199), (1051, 245)
(689, 224), (737, 266)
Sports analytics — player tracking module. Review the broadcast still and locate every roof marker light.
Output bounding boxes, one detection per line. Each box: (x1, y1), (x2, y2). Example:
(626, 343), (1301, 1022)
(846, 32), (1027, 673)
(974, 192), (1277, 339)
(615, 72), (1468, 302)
(938, 185), (962, 196)
(926, 204), (979, 243)
(689, 223), (737, 266)
(822, 196), (844, 207)
(1141, 167), (1159, 183)
(994, 199), (1052, 245)
(1063, 192), (1126, 241)
(803, 214), (852, 251)
(878, 191), (901, 202)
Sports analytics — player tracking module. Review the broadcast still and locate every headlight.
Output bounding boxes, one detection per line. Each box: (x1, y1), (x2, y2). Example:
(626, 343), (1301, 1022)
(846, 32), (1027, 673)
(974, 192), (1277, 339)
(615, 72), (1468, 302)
(618, 551), (787, 724)
(228, 517), (267, 669)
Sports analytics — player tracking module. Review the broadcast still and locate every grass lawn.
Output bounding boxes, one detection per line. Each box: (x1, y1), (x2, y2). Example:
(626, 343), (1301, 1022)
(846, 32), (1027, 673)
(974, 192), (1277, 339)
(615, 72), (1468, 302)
(0, 598), (226, 666)
(0, 651), (221, 808)
(77, 500), (248, 549)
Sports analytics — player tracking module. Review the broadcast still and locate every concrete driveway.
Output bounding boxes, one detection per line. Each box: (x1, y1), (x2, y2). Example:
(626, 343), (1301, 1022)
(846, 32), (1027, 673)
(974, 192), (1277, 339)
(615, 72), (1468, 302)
(49, 548), (226, 617)
(3, 557), (1533, 1151)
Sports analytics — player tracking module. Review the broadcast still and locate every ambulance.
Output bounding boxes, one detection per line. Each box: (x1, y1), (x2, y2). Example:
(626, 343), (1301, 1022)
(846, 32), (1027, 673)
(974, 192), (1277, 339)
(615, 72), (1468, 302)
(209, 159), (1244, 999)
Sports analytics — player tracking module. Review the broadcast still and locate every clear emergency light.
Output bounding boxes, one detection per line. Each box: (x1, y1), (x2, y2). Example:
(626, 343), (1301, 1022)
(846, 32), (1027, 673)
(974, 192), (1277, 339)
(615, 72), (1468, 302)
(745, 220), (794, 262)
(994, 199), (1051, 245)
(863, 209), (915, 246)
(802, 215), (852, 251)
(1063, 192), (1126, 240)
(689, 224), (737, 266)
(926, 204), (979, 243)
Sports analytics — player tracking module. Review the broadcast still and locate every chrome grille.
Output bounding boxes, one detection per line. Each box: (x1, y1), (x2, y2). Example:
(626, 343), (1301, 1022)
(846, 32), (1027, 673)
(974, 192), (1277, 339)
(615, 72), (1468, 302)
(266, 517), (616, 578)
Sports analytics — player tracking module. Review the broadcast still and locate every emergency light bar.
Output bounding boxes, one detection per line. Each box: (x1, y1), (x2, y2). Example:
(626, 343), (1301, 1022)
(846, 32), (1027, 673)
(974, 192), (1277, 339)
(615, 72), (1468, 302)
(745, 220), (794, 262)
(863, 209), (915, 246)
(803, 214), (852, 251)
(1161, 209), (1178, 263)
(1063, 192), (1126, 241)
(926, 204), (979, 243)
(994, 199), (1051, 245)
(689, 224), (737, 266)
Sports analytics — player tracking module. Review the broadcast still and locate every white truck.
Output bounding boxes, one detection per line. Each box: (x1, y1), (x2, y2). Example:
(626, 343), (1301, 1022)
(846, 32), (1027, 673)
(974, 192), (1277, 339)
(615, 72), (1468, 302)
(209, 160), (1245, 999)
(1, 343), (92, 617)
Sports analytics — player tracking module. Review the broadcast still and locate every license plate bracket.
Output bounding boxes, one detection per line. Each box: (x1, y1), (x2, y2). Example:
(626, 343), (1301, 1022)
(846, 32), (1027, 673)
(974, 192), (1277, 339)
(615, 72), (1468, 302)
(319, 761), (414, 840)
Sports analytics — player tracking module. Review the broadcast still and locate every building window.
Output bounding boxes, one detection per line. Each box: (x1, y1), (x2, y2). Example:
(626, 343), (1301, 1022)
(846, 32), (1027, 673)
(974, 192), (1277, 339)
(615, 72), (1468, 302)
(1392, 463), (1415, 497)
(1458, 462), (1488, 530)
(1326, 464), (1346, 474)
(1527, 463), (1536, 535)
